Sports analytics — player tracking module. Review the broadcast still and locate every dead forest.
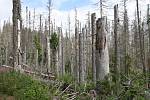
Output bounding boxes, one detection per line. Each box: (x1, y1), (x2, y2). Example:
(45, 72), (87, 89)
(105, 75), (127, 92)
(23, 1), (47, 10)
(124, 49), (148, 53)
(0, 0), (150, 99)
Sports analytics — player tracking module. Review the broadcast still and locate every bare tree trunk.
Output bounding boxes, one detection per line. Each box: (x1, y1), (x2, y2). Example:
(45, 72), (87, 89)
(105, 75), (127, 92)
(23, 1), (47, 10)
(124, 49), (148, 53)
(114, 4), (120, 95)
(12, 0), (18, 68)
(148, 4), (150, 56)
(91, 13), (96, 84)
(133, 17), (138, 68)
(114, 4), (119, 78)
(36, 50), (38, 71)
(147, 4), (150, 88)
(58, 27), (64, 76)
(68, 15), (73, 75)
(136, 0), (146, 74)
(79, 32), (82, 83)
(25, 6), (28, 65)
(5, 45), (8, 65)
(87, 12), (91, 73)
(95, 17), (109, 81)
(33, 8), (35, 31)
(100, 0), (103, 18)
(79, 28), (86, 84)
(47, 0), (52, 73)
(123, 0), (129, 76)
(12, 0), (22, 68)
(82, 28), (86, 83)
(74, 9), (79, 82)
(39, 14), (42, 71)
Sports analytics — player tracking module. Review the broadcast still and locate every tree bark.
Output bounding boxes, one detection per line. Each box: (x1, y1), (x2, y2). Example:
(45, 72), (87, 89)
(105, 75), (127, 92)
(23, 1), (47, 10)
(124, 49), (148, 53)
(136, 0), (146, 74)
(58, 27), (64, 76)
(114, 4), (120, 95)
(95, 17), (109, 81)
(147, 4), (150, 88)
(12, 0), (22, 68)
(123, 1), (129, 76)
(114, 4), (119, 79)
(79, 28), (86, 84)
(74, 9), (79, 83)
(91, 13), (96, 84)
(12, 0), (18, 68)
(47, 0), (52, 73)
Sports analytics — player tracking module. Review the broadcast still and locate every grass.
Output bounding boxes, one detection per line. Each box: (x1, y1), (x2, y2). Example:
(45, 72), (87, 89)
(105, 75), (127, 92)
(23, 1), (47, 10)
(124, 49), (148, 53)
(0, 71), (49, 100)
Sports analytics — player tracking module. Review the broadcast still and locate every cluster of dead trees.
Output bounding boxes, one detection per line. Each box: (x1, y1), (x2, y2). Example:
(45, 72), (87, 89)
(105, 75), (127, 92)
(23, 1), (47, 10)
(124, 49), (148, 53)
(0, 0), (150, 87)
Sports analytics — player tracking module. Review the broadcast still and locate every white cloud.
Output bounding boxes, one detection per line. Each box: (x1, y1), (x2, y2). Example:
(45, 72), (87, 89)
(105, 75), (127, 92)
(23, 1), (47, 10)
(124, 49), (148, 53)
(0, 0), (150, 33)
(0, 0), (12, 29)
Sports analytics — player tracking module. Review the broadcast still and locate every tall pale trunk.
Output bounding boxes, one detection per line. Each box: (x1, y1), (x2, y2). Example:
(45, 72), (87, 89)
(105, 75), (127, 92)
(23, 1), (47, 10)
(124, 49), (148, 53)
(91, 13), (96, 83)
(79, 28), (86, 84)
(12, 0), (22, 68)
(147, 4), (150, 88)
(58, 27), (64, 76)
(74, 9), (79, 82)
(47, 34), (51, 72)
(95, 17), (109, 81)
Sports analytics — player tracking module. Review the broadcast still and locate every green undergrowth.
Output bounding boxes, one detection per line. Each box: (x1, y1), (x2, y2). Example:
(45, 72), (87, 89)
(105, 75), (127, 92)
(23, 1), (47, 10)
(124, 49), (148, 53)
(0, 69), (149, 100)
(0, 71), (49, 100)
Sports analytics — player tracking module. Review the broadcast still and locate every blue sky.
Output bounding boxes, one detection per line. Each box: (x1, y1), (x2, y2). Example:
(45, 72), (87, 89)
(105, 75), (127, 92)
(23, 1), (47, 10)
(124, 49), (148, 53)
(22, 0), (92, 11)
(0, 0), (150, 30)
(58, 0), (91, 10)
(22, 0), (45, 8)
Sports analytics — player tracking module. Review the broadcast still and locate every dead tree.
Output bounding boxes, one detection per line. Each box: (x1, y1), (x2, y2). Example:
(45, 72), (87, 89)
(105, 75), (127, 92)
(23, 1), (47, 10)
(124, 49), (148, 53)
(12, 0), (22, 68)
(12, 0), (18, 68)
(68, 14), (73, 74)
(79, 32), (82, 83)
(99, 0), (103, 18)
(95, 17), (109, 81)
(114, 4), (120, 95)
(91, 13), (96, 83)
(33, 8), (35, 30)
(82, 28), (86, 83)
(123, 0), (129, 76)
(79, 28), (86, 84)
(148, 4), (150, 54)
(136, 0), (146, 76)
(147, 4), (150, 88)
(58, 27), (65, 76)
(87, 12), (91, 69)
(74, 8), (79, 82)
(47, 0), (52, 73)
(39, 14), (42, 71)
(133, 13), (139, 68)
(114, 4), (119, 78)
(25, 6), (28, 64)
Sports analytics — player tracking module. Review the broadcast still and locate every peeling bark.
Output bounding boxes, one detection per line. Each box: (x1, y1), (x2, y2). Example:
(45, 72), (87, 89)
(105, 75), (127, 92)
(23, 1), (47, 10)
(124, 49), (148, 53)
(95, 17), (109, 81)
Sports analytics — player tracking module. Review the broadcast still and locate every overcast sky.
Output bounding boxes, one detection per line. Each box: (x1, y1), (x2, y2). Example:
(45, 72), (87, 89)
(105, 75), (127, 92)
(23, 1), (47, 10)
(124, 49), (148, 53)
(0, 0), (150, 31)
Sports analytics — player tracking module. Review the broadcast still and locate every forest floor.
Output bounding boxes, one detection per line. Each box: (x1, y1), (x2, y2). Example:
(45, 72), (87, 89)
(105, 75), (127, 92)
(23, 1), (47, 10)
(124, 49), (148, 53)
(0, 66), (13, 73)
(0, 94), (15, 100)
(0, 67), (16, 100)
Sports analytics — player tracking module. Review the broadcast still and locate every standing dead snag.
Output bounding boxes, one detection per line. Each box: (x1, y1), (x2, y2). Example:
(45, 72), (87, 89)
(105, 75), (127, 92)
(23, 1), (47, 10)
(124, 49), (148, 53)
(58, 27), (64, 77)
(12, 0), (18, 68)
(114, 5), (119, 75)
(12, 0), (22, 68)
(91, 13), (96, 83)
(79, 28), (86, 84)
(136, 0), (146, 75)
(47, 0), (52, 73)
(147, 4), (150, 88)
(74, 8), (79, 83)
(95, 17), (109, 81)
(114, 4), (120, 95)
